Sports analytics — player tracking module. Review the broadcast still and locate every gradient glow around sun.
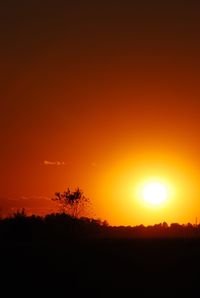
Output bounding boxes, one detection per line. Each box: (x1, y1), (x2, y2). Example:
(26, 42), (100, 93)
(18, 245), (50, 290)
(143, 182), (168, 206)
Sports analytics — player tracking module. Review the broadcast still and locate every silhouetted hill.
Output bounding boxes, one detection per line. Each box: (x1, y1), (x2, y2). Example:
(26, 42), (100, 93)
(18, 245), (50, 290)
(1, 212), (200, 243)
(1, 213), (200, 296)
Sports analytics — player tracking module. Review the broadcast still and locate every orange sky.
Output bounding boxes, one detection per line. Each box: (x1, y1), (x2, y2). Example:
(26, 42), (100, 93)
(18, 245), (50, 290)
(1, 0), (200, 225)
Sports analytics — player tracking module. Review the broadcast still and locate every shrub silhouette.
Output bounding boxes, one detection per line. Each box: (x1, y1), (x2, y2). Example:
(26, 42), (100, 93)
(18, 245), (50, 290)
(13, 208), (27, 219)
(1, 212), (200, 243)
(52, 187), (90, 218)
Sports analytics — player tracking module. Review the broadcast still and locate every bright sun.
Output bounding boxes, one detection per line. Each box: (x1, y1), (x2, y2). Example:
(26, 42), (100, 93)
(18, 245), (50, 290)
(143, 182), (168, 206)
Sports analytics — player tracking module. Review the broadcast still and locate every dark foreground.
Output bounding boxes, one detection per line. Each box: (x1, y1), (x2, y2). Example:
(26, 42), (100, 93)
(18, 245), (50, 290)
(1, 238), (200, 297)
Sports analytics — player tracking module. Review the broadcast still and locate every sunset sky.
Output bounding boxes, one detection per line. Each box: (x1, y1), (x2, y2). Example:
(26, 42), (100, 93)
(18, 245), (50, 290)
(1, 0), (200, 225)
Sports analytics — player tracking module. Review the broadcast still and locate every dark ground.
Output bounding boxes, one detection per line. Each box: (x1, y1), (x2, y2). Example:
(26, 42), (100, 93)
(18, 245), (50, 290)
(1, 238), (200, 297)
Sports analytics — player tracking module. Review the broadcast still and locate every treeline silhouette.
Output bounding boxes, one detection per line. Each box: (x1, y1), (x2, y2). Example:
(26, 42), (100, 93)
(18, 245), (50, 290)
(1, 210), (200, 295)
(1, 210), (200, 243)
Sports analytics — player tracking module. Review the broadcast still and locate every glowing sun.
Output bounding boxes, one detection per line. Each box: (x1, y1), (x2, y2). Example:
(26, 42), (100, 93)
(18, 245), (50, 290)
(143, 182), (168, 206)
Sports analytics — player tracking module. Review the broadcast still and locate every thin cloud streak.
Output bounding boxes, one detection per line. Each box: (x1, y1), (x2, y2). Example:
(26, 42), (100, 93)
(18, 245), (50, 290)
(44, 160), (66, 166)
(0, 196), (54, 217)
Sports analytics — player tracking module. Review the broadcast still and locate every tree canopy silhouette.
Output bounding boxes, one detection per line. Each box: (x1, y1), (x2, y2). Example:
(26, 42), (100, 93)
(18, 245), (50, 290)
(52, 187), (90, 218)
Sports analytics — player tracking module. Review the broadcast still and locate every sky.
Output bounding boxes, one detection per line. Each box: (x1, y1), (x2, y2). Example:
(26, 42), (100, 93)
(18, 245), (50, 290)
(1, 0), (200, 225)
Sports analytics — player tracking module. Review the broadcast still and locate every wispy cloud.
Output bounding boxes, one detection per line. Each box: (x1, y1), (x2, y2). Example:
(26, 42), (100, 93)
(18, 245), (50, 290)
(0, 196), (54, 217)
(20, 195), (50, 201)
(44, 160), (66, 166)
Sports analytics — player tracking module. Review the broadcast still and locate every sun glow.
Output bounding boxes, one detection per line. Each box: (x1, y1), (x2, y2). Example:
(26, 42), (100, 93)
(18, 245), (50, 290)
(143, 182), (168, 206)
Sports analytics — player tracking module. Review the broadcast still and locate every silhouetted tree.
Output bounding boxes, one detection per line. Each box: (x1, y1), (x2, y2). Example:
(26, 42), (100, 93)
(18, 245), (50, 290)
(13, 208), (27, 218)
(162, 222), (168, 229)
(52, 187), (90, 218)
